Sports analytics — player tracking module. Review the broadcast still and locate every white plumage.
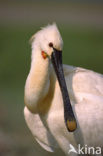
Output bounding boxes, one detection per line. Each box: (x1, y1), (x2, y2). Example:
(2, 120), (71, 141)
(24, 24), (103, 155)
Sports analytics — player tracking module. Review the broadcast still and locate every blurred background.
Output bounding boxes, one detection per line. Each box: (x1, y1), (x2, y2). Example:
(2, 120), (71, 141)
(0, 0), (103, 156)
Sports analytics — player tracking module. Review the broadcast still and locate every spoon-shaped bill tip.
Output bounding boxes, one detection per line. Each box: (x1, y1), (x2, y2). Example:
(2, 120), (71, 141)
(66, 120), (77, 132)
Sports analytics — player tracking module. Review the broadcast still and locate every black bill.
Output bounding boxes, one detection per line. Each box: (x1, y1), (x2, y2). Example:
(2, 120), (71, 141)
(51, 48), (77, 132)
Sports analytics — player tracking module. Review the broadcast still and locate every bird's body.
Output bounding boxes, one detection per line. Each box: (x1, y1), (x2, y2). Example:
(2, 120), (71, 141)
(24, 24), (103, 155)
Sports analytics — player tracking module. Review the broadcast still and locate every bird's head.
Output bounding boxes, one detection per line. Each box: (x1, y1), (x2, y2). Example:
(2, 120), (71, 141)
(30, 23), (77, 132)
(30, 23), (63, 58)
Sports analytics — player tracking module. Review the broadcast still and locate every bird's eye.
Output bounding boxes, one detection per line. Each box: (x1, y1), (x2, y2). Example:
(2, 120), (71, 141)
(49, 42), (53, 47)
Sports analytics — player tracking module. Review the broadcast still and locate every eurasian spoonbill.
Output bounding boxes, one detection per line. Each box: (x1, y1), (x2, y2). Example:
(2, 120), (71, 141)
(24, 24), (103, 155)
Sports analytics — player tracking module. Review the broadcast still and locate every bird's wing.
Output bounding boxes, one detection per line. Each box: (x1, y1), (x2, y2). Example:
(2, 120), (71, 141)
(62, 65), (103, 147)
(63, 64), (103, 104)
(24, 107), (58, 152)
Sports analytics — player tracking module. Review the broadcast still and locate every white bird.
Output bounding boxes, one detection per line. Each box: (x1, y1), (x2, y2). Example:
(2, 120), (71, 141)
(24, 24), (103, 156)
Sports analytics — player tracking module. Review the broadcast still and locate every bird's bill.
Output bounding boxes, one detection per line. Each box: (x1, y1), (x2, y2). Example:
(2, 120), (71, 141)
(51, 48), (77, 132)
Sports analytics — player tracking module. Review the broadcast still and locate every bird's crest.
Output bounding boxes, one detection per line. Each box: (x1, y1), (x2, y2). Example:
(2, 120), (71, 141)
(29, 23), (62, 45)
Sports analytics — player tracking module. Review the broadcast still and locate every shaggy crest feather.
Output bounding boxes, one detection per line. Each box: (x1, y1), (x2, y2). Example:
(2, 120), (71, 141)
(30, 23), (63, 51)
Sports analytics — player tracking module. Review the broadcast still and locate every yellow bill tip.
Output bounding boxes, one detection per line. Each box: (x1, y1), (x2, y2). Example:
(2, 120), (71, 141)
(67, 120), (77, 132)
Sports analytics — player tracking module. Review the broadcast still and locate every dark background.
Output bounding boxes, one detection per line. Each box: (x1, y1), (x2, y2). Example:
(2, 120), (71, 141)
(0, 0), (103, 155)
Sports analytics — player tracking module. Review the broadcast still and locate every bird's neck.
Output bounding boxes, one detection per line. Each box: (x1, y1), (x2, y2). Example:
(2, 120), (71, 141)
(25, 46), (51, 114)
